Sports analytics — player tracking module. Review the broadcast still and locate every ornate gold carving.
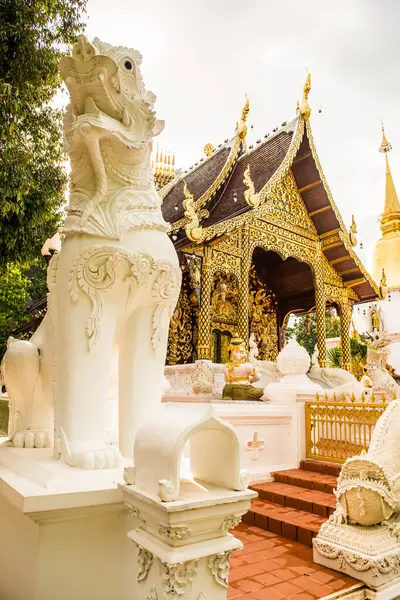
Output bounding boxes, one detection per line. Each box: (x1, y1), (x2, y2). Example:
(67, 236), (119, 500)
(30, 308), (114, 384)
(204, 143), (214, 157)
(299, 71), (311, 121)
(183, 182), (206, 242)
(261, 170), (317, 235)
(201, 118), (306, 242)
(348, 215), (357, 247)
(249, 265), (278, 361)
(210, 272), (239, 322)
(167, 274), (194, 364)
(380, 268), (388, 299)
(243, 165), (260, 207)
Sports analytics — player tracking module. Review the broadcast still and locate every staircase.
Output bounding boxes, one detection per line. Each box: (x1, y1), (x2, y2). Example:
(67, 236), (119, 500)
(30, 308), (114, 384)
(243, 459), (341, 547)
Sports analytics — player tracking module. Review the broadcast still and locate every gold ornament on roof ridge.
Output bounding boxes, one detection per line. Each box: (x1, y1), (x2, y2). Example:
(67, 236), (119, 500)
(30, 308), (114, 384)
(237, 93), (250, 140)
(349, 215), (357, 247)
(183, 181), (205, 242)
(243, 164), (260, 208)
(204, 143), (214, 157)
(299, 70), (311, 121)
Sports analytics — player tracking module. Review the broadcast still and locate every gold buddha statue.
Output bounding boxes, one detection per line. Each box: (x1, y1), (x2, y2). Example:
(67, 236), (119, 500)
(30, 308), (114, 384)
(371, 307), (380, 332)
(222, 336), (265, 401)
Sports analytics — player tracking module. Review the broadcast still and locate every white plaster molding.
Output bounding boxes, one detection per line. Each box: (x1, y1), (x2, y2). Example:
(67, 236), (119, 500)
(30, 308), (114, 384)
(135, 543), (154, 582)
(160, 559), (199, 600)
(220, 515), (242, 532)
(159, 525), (191, 541)
(208, 551), (231, 588)
(146, 588), (158, 600)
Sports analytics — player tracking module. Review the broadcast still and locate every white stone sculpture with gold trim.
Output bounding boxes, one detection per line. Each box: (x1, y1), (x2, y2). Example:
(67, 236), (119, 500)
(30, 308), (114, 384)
(314, 400), (400, 594)
(1, 35), (181, 467)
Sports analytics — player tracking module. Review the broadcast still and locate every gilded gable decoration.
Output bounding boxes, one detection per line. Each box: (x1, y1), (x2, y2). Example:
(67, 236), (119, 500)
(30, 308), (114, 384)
(243, 165), (260, 208)
(183, 182), (206, 242)
(262, 170), (317, 235)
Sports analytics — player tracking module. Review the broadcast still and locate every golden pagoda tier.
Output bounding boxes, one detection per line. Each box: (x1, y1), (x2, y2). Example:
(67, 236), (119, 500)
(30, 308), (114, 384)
(373, 127), (400, 289)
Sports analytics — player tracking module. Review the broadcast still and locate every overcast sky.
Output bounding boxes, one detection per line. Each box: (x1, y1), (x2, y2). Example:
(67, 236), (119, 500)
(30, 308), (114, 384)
(77, 0), (400, 273)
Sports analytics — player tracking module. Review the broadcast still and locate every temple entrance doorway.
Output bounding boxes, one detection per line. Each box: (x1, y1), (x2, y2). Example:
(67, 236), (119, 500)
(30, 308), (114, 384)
(250, 248), (316, 361)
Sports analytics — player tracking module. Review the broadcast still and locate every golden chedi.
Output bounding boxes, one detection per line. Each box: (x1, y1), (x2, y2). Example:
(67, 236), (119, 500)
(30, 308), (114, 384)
(222, 336), (265, 401)
(373, 126), (400, 289)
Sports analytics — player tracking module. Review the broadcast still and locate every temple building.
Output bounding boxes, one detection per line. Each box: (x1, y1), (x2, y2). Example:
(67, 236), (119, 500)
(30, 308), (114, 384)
(353, 127), (400, 373)
(161, 76), (382, 370)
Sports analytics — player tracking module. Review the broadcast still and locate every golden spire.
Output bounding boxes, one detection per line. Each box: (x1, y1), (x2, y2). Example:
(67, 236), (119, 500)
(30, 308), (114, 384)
(237, 93), (250, 141)
(299, 70), (311, 121)
(372, 124), (400, 289)
(379, 124), (400, 217)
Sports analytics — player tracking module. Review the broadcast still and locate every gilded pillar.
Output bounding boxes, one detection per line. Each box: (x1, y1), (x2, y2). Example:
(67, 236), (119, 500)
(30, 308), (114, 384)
(237, 226), (251, 343)
(339, 296), (352, 372)
(314, 258), (327, 367)
(197, 247), (213, 360)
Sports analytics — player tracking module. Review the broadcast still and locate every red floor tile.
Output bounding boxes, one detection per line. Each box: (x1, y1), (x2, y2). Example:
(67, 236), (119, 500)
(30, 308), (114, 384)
(228, 523), (358, 599)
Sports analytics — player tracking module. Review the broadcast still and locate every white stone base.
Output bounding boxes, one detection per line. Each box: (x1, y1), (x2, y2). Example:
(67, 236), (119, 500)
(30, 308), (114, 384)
(121, 480), (256, 600)
(0, 447), (135, 600)
(314, 521), (400, 595)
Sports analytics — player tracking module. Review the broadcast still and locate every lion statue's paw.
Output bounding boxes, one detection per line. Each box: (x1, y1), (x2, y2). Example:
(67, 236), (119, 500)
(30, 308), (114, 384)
(57, 429), (123, 470)
(13, 430), (53, 449)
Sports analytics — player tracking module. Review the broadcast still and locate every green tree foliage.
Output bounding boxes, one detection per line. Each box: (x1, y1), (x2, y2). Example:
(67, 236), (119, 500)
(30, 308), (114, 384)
(285, 312), (341, 357)
(0, 264), (29, 357)
(0, 0), (86, 268)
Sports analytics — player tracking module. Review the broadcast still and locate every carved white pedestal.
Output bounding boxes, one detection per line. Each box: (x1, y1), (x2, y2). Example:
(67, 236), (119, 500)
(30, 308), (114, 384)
(314, 521), (400, 599)
(122, 402), (256, 600)
(121, 482), (255, 600)
(0, 447), (134, 600)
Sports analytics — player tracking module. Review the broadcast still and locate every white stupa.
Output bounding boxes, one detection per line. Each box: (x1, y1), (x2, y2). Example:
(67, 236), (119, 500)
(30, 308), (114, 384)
(263, 338), (322, 402)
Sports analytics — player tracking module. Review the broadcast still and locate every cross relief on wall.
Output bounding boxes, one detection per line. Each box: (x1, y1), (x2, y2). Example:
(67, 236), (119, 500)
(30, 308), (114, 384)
(245, 431), (265, 460)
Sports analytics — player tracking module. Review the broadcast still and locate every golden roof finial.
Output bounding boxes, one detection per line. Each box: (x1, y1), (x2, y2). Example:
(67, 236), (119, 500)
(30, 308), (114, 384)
(378, 124), (400, 218)
(299, 70), (311, 121)
(379, 121), (392, 154)
(237, 93), (250, 140)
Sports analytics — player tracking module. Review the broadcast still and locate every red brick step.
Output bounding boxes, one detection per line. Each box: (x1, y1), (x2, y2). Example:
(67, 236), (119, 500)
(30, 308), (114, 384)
(300, 459), (342, 477)
(243, 460), (341, 547)
(272, 468), (337, 494)
(243, 498), (326, 547)
(251, 481), (336, 518)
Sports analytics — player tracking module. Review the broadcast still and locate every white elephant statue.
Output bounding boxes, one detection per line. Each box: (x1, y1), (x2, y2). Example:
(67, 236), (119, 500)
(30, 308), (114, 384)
(1, 36), (181, 468)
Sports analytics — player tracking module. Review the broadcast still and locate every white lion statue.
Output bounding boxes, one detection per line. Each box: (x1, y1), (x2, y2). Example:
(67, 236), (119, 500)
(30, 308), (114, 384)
(1, 36), (181, 468)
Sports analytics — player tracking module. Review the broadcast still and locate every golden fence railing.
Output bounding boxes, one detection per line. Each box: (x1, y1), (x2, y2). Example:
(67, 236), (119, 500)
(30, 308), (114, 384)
(305, 393), (390, 463)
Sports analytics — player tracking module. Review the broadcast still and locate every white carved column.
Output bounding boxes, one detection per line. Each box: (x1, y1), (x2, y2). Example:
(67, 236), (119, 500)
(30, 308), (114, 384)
(121, 403), (255, 600)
